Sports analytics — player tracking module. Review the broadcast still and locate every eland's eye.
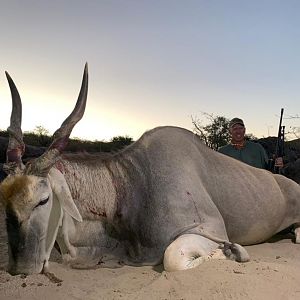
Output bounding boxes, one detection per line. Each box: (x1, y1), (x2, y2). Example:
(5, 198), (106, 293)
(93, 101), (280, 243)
(34, 197), (49, 208)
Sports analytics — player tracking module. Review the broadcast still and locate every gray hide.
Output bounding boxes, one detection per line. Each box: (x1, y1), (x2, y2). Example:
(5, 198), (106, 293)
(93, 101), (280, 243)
(55, 126), (300, 268)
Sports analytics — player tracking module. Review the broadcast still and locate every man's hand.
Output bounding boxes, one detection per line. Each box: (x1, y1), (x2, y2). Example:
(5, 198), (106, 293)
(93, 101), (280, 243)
(275, 157), (284, 168)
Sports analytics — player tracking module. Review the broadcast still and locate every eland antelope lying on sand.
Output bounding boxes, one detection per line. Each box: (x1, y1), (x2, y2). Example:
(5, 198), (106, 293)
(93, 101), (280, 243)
(1, 64), (300, 275)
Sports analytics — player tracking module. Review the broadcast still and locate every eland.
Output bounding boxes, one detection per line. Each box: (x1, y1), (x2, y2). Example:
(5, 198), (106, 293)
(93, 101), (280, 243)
(1, 64), (300, 275)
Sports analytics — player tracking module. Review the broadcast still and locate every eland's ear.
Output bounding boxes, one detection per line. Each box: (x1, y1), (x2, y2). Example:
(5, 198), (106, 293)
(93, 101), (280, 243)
(45, 191), (63, 260)
(48, 168), (82, 222)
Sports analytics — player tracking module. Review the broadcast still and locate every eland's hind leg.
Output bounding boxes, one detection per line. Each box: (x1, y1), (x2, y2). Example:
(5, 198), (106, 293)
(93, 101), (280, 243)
(294, 222), (300, 243)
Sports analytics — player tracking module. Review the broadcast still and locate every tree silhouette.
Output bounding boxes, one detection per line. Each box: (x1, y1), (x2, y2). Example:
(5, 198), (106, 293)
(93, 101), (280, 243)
(192, 113), (230, 150)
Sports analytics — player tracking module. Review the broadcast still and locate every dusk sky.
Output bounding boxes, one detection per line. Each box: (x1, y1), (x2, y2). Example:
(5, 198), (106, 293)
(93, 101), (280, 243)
(1, 1), (300, 141)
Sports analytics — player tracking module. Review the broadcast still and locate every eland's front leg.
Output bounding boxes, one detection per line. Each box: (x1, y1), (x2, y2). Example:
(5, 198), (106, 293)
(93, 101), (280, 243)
(163, 234), (250, 272)
(163, 234), (226, 271)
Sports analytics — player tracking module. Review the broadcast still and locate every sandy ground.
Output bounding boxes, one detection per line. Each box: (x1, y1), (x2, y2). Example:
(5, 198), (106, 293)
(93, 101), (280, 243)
(1, 204), (300, 300)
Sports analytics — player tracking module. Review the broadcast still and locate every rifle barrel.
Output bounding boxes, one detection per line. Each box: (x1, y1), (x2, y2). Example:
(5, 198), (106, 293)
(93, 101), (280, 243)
(274, 108), (284, 173)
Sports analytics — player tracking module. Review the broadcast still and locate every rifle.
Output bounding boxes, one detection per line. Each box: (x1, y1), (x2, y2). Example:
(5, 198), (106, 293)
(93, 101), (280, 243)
(273, 108), (285, 174)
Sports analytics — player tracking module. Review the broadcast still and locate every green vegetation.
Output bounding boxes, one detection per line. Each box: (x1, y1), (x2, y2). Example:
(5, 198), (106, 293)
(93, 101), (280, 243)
(192, 113), (231, 150)
(0, 127), (133, 153)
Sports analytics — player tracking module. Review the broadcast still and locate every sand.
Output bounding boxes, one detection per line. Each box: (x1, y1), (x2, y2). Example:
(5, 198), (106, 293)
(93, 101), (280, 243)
(1, 203), (300, 300)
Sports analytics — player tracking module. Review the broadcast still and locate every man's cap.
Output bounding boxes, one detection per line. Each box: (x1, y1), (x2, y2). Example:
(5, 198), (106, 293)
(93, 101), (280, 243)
(229, 118), (244, 128)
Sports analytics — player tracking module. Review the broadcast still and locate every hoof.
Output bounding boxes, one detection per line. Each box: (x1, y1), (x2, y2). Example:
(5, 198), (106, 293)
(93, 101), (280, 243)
(223, 242), (250, 262)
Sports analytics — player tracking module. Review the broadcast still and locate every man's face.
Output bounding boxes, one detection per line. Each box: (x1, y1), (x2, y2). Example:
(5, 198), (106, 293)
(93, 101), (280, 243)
(230, 124), (245, 143)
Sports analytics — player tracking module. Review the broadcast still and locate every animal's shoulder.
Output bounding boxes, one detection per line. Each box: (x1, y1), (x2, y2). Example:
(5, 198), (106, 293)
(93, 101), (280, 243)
(116, 126), (211, 161)
(139, 126), (196, 142)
